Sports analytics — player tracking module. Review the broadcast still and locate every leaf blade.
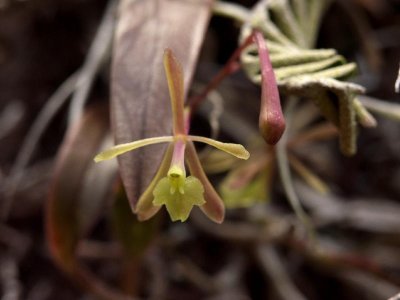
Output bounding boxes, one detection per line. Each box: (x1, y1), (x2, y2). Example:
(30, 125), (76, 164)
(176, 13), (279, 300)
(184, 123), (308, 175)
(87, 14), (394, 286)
(46, 105), (116, 270)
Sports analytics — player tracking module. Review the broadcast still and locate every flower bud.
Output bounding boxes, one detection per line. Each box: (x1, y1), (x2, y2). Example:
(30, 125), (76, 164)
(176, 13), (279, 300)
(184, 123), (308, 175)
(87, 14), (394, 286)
(254, 31), (286, 145)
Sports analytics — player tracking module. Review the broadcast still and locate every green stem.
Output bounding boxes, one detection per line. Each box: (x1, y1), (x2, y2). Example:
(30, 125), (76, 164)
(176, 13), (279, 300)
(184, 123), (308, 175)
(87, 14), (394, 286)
(353, 98), (377, 128)
(276, 97), (315, 242)
(359, 95), (400, 122)
(268, 0), (307, 48)
(306, 0), (331, 48)
(291, 0), (308, 35)
(212, 0), (250, 23)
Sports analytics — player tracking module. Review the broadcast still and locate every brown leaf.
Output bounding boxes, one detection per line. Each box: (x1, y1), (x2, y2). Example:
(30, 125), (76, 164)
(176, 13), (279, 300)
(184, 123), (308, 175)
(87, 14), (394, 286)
(351, 0), (391, 17)
(111, 0), (214, 210)
(46, 105), (118, 270)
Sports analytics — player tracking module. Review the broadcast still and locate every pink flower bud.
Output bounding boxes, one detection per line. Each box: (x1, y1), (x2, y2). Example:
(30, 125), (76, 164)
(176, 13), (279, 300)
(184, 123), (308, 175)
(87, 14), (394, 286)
(254, 31), (286, 145)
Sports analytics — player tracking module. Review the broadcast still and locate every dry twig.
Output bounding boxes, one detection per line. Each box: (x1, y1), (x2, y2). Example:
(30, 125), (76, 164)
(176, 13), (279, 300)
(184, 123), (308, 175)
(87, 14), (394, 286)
(255, 245), (307, 300)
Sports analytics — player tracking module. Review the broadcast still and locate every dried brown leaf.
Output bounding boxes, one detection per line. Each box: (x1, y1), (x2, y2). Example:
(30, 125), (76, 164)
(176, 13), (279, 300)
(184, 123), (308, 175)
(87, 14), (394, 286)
(46, 105), (117, 269)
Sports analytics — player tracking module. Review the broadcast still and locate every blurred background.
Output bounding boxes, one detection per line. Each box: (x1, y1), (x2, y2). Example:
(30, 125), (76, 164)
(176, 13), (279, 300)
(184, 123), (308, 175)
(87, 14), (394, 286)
(1, 0), (400, 299)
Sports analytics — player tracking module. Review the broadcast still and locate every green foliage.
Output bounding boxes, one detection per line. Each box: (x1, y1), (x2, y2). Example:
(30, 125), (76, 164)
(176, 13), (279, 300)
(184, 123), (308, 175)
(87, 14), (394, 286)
(220, 171), (269, 208)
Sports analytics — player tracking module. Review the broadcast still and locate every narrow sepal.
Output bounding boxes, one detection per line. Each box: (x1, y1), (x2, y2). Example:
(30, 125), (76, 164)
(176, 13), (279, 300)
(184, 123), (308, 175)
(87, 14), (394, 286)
(164, 48), (185, 135)
(185, 141), (225, 223)
(94, 136), (174, 162)
(134, 144), (174, 221)
(188, 135), (250, 160)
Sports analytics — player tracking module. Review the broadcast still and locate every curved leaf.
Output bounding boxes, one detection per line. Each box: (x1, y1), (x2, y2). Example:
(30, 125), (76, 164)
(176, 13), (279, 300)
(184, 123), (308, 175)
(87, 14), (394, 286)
(46, 105), (118, 270)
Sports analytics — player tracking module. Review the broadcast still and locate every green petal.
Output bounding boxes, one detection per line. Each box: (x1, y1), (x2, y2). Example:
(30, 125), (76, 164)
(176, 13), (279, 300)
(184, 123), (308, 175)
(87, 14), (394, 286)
(152, 178), (171, 206)
(187, 135), (250, 160)
(184, 177), (206, 206)
(135, 144), (173, 221)
(153, 176), (205, 222)
(94, 136), (174, 162)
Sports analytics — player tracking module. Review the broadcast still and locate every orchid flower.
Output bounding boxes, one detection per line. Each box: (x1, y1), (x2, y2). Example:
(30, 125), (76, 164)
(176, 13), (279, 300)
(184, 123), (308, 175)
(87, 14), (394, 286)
(94, 49), (250, 223)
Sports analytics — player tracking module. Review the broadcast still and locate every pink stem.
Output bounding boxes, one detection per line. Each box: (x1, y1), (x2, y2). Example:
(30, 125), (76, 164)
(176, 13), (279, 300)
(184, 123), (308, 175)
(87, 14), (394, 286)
(187, 32), (257, 116)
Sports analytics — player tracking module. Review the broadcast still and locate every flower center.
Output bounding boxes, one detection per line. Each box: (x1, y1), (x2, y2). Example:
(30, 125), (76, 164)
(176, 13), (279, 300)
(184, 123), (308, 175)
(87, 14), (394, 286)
(167, 165), (185, 195)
